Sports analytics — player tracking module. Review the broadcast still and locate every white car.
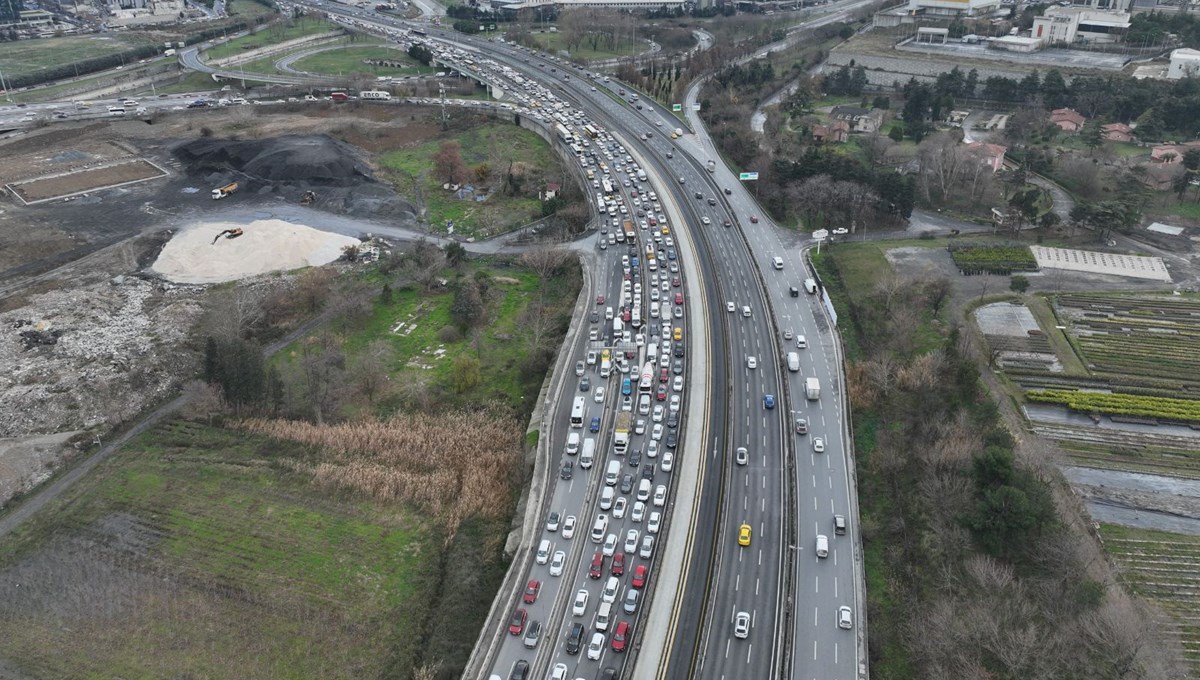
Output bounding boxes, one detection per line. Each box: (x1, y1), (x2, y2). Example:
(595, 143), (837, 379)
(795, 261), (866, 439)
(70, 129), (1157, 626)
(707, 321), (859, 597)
(734, 611), (751, 639)
(653, 484), (667, 507)
(622, 396), (633, 412)
(587, 632), (605, 660)
(550, 550), (566, 576)
(652, 405), (665, 423)
(602, 533), (618, 556)
(673, 376), (684, 392)
(551, 663), (568, 680)
(562, 515), (577, 539)
(647, 440), (659, 459)
(631, 501), (646, 523)
(624, 529), (640, 554)
(648, 511), (661, 533)
(813, 437), (825, 453)
(639, 534), (655, 559)
(838, 606), (853, 630)
(736, 446), (748, 466)
(651, 423), (664, 441)
(726, 301), (735, 313)
(669, 395), (681, 413)
(701, 216), (710, 225)
(635, 418), (647, 435)
(573, 589), (589, 616)
(747, 356), (757, 370)
(594, 386), (606, 404)
(612, 496), (627, 519)
(661, 451), (674, 472)
(586, 350), (597, 365)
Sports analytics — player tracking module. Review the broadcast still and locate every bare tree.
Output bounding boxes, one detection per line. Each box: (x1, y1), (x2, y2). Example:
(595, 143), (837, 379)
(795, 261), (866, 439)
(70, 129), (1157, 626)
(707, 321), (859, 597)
(352, 340), (394, 405)
(862, 131), (895, 167)
(202, 286), (267, 342)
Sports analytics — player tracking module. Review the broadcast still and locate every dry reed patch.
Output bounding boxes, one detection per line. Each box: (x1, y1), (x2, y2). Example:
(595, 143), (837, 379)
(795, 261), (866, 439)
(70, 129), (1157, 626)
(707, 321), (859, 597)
(239, 407), (522, 536)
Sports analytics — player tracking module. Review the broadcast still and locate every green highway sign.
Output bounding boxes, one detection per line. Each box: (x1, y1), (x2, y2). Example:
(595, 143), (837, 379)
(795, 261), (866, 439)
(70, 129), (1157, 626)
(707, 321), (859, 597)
(738, 172), (759, 181)
(672, 104), (682, 112)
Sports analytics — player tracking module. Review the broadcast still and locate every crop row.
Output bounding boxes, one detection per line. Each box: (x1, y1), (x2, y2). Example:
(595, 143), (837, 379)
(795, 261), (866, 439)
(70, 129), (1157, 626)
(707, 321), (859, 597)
(948, 244), (1039, 274)
(1026, 389), (1200, 424)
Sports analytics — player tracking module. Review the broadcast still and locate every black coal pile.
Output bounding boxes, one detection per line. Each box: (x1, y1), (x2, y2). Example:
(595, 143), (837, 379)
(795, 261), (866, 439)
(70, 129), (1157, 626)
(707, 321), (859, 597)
(12, 320), (62, 351)
(172, 135), (418, 222)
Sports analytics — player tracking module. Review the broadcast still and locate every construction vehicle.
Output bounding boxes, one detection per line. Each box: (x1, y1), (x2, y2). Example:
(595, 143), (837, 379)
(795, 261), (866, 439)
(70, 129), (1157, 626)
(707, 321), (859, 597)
(300, 190), (316, 205)
(211, 182), (238, 200)
(211, 228), (244, 244)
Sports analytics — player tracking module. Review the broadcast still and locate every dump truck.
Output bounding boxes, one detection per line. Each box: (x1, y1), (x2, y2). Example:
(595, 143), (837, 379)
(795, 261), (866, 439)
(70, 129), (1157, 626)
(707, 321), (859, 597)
(622, 220), (636, 243)
(805, 377), (821, 400)
(613, 412), (632, 454)
(211, 182), (238, 200)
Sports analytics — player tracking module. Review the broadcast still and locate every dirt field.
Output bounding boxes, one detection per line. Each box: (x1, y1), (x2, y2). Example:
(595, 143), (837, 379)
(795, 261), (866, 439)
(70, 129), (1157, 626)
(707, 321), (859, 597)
(9, 160), (169, 204)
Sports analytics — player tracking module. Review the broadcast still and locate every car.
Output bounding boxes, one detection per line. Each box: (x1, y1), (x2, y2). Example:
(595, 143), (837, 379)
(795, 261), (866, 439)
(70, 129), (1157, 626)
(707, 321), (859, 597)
(609, 494), (627, 520)
(763, 394), (775, 409)
(603, 533), (618, 556)
(631, 501), (646, 523)
(672, 375), (684, 393)
(673, 327), (683, 341)
(738, 523), (752, 547)
(509, 608), (528, 635)
(576, 361), (586, 376)
(671, 276), (681, 288)
(573, 589), (590, 616)
(674, 292), (684, 305)
(673, 360), (684, 376)
(813, 437), (825, 453)
(632, 564), (648, 588)
(587, 632), (605, 660)
(670, 394), (681, 412)
(726, 301), (735, 313)
(589, 552), (604, 579)
(622, 396), (633, 412)
(523, 579), (541, 604)
(620, 473), (634, 494)
(551, 662), (569, 680)
(587, 350), (598, 366)
(641, 463), (656, 482)
(594, 386), (606, 403)
(834, 514), (847, 535)
(596, 294), (606, 305)
(674, 344), (685, 357)
(563, 515), (577, 539)
(652, 423), (664, 441)
(647, 440), (659, 459)
(550, 550), (566, 576)
(611, 551), (625, 576)
(624, 529), (640, 554)
(648, 511), (661, 533)
(694, 191), (703, 199)
(655, 383), (667, 401)
(838, 606), (853, 630)
(611, 621), (631, 652)
(653, 484), (667, 507)
(628, 448), (642, 467)
(635, 418), (646, 435)
(701, 216), (711, 225)
(665, 431), (677, 449)
(747, 356), (758, 370)
(561, 460), (574, 480)
(652, 404), (665, 423)
(639, 534), (655, 559)
(668, 410), (680, 429)
(795, 418), (808, 435)
(749, 215), (759, 223)
(724, 187), (733, 195)
(734, 611), (751, 639)
(509, 660), (530, 680)
(590, 417), (602, 433)
(783, 328), (793, 340)
(522, 619), (542, 649)
(661, 451), (674, 472)
(565, 623), (585, 656)
(547, 511), (561, 532)
(674, 305), (683, 319)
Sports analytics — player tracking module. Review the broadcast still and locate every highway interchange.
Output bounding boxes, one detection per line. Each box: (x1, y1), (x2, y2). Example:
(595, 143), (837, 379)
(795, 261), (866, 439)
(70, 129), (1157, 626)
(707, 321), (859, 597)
(0, 4), (866, 678)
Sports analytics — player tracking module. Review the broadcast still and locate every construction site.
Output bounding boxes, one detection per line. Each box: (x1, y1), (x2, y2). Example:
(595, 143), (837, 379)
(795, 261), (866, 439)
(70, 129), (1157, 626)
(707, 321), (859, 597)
(0, 102), (456, 509)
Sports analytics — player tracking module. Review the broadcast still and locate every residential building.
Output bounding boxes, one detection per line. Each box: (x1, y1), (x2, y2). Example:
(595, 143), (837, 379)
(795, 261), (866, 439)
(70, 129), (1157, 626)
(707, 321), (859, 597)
(812, 120), (851, 143)
(1167, 48), (1200, 80)
(1031, 6), (1131, 45)
(1101, 123), (1133, 143)
(965, 141), (1007, 172)
(1150, 141), (1200, 164)
(1051, 108), (1087, 133)
(830, 106), (885, 133)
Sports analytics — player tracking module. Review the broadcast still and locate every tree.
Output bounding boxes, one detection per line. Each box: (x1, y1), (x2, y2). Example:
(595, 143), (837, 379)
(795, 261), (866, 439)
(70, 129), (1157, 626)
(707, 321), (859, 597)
(352, 340), (393, 405)
(432, 140), (468, 185)
(444, 241), (467, 268)
(1010, 275), (1030, 293)
(1040, 69), (1069, 108)
(1080, 122), (1104, 154)
(450, 354), (482, 394)
(962, 483), (1054, 561)
(450, 280), (485, 330)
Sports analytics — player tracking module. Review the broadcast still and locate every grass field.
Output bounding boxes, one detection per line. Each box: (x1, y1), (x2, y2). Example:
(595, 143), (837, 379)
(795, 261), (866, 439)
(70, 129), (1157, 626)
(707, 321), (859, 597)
(0, 420), (436, 678)
(153, 71), (224, 95)
(206, 18), (340, 61)
(1, 34), (155, 81)
(378, 123), (558, 239)
(531, 30), (644, 61)
(290, 44), (435, 77)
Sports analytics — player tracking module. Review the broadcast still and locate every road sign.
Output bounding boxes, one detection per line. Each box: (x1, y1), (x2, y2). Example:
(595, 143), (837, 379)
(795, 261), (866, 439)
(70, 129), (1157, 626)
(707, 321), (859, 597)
(672, 103), (682, 112)
(738, 172), (759, 181)
(812, 229), (829, 241)
(691, 103), (701, 111)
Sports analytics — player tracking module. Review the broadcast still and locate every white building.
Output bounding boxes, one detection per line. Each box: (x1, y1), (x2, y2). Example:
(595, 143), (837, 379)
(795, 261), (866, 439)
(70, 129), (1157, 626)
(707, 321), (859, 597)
(1061, 0), (1130, 10)
(1031, 6), (1130, 45)
(1168, 48), (1200, 80)
(106, 0), (187, 26)
(493, 0), (686, 8)
(904, 0), (1001, 18)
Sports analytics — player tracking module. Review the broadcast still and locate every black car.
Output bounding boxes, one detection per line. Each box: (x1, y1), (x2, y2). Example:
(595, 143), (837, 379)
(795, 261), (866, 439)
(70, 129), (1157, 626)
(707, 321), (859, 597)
(641, 464), (655, 481)
(601, 668), (618, 680)
(667, 411), (679, 429)
(673, 360), (684, 375)
(510, 660), (530, 680)
(620, 474), (634, 494)
(674, 344), (685, 357)
(628, 448), (642, 468)
(565, 622), (585, 655)
(694, 191), (703, 199)
(724, 188), (732, 195)
(561, 460), (574, 480)
(580, 377), (591, 392)
(708, 198), (717, 206)
(665, 432), (678, 449)
(591, 311), (600, 323)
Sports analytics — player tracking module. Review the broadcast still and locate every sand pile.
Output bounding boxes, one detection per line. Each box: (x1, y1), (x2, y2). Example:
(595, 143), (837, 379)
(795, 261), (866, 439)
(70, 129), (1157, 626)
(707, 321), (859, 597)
(152, 219), (360, 284)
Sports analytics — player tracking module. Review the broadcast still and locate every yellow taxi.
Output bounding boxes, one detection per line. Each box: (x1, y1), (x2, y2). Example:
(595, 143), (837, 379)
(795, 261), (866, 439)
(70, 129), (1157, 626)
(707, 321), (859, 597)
(673, 327), (683, 341)
(738, 524), (752, 547)
(661, 225), (670, 235)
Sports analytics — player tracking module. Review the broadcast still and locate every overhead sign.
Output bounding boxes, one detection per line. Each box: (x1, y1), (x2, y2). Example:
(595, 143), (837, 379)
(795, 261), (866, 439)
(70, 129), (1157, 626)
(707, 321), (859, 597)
(812, 229), (829, 241)
(738, 172), (759, 181)
(692, 103), (701, 111)
(672, 103), (682, 112)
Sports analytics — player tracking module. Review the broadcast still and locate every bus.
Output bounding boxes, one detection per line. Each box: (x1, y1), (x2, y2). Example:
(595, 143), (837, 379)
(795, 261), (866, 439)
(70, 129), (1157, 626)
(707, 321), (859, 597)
(570, 143), (583, 157)
(638, 363), (654, 394)
(555, 123), (572, 144)
(571, 396), (586, 428)
(601, 179), (614, 195)
(583, 124), (599, 139)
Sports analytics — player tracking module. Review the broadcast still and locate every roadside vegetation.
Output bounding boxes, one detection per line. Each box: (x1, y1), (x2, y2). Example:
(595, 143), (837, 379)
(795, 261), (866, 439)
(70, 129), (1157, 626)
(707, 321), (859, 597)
(205, 16), (340, 62)
(813, 241), (1186, 679)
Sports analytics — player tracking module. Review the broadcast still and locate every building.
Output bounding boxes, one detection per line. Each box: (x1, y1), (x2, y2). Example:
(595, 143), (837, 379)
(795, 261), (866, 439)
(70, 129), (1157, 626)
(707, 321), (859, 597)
(813, 120), (851, 143)
(1167, 48), (1200, 80)
(106, 0), (187, 26)
(1150, 141), (1200, 163)
(1031, 6), (1130, 45)
(1062, 0), (1130, 10)
(493, 0), (686, 8)
(1101, 122), (1133, 142)
(903, 0), (1001, 18)
(830, 106), (885, 133)
(1051, 107), (1087, 133)
(965, 141), (1007, 172)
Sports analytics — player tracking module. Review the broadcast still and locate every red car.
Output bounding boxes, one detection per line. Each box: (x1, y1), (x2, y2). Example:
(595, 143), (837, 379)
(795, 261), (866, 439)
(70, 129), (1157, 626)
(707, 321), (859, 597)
(649, 217), (657, 226)
(589, 552), (604, 579)
(659, 367), (669, 383)
(523, 579), (541, 604)
(656, 384), (668, 401)
(622, 309), (632, 322)
(631, 564), (648, 589)
(611, 552), (625, 576)
(749, 215), (759, 223)
(674, 293), (684, 305)
(611, 621), (631, 652)
(596, 295), (606, 305)
(671, 277), (681, 288)
(508, 608), (527, 635)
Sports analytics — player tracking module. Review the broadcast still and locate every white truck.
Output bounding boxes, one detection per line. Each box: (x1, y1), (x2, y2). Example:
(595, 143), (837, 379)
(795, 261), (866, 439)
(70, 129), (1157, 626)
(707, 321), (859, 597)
(805, 377), (820, 400)
(613, 412), (632, 454)
(359, 90), (392, 101)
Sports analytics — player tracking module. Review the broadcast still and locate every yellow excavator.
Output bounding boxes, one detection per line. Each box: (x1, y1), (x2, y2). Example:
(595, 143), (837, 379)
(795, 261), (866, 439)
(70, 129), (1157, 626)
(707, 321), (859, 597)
(300, 190), (316, 205)
(211, 228), (244, 244)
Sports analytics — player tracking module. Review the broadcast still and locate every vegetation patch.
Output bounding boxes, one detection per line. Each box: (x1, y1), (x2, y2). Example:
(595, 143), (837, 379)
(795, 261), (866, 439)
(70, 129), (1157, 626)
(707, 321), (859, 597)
(289, 44), (435, 77)
(1027, 390), (1200, 424)
(0, 34), (156, 81)
(948, 243), (1038, 275)
(205, 18), (340, 61)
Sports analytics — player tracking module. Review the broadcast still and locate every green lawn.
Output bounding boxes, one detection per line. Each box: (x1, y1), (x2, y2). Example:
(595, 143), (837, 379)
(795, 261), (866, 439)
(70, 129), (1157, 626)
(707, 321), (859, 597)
(0, 420), (434, 679)
(205, 18), (340, 61)
(289, 44), (435, 77)
(228, 0), (278, 20)
(532, 29), (645, 61)
(1, 34), (155, 81)
(378, 123), (558, 239)
(153, 71), (225, 95)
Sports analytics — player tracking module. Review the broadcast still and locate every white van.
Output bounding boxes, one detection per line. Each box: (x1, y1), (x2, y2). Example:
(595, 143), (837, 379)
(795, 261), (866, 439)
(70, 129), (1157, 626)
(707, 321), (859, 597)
(816, 534), (829, 558)
(566, 432), (581, 456)
(599, 486), (615, 510)
(772, 256), (784, 270)
(796, 335), (807, 349)
(786, 352), (800, 372)
(537, 539), (552, 564)
(605, 460), (621, 486)
(742, 306), (752, 318)
(637, 478), (652, 502)
(595, 602), (613, 632)
(591, 514), (609, 543)
(638, 394), (651, 415)
(804, 278), (818, 294)
(580, 438), (596, 468)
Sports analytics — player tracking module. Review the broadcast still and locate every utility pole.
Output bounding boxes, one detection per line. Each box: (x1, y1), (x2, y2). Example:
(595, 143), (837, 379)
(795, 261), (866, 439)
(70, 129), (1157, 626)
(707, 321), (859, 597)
(438, 81), (448, 130)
